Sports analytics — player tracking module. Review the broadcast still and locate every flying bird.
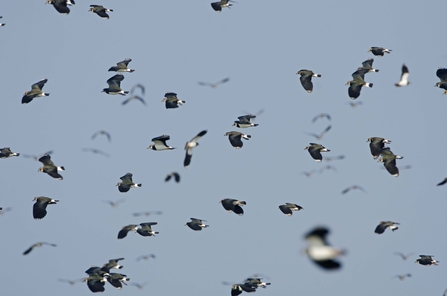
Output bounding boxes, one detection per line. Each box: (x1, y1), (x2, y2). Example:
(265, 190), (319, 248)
(102, 199), (125, 207)
(435, 68), (447, 94)
(311, 113), (331, 123)
(278, 203), (303, 216)
(23, 242), (57, 255)
(122, 95), (145, 106)
(117, 224), (138, 239)
(46, 0), (75, 14)
(211, 0), (234, 12)
(394, 274), (411, 281)
(437, 178), (447, 186)
(220, 199), (246, 215)
(130, 282), (149, 289)
(0, 16), (5, 26)
(184, 130), (207, 167)
(341, 185), (366, 195)
(185, 218), (209, 231)
(136, 254), (156, 261)
(301, 170), (317, 177)
(318, 165), (337, 174)
(296, 69), (321, 93)
(89, 5), (113, 19)
(147, 135), (175, 151)
(108, 58), (134, 73)
(0, 147), (20, 158)
(415, 255), (439, 266)
(394, 252), (414, 260)
(102, 258), (125, 272)
(378, 148), (403, 177)
(395, 64), (410, 86)
(368, 47), (392, 56)
(137, 222), (159, 237)
(116, 173), (142, 192)
(33, 196), (59, 219)
(325, 155), (345, 162)
(22, 150), (53, 161)
(58, 278), (84, 285)
(305, 125), (331, 140)
(367, 137), (391, 159)
(133, 211), (162, 217)
(91, 130), (111, 142)
(224, 131), (251, 148)
(165, 172), (180, 183)
(304, 143), (330, 162)
(162, 92), (185, 109)
(22, 78), (50, 104)
(131, 83), (145, 95)
(304, 226), (345, 270)
(108, 273), (130, 289)
(347, 101), (363, 108)
(0, 207), (12, 216)
(102, 74), (128, 95)
(358, 58), (379, 73)
(82, 148), (110, 157)
(346, 69), (373, 99)
(38, 154), (64, 180)
(84, 274), (106, 293)
(198, 77), (230, 88)
(374, 221), (399, 234)
(233, 114), (259, 128)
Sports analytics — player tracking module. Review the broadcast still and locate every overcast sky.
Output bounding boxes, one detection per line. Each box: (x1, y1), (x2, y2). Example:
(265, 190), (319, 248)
(1, 0), (447, 295)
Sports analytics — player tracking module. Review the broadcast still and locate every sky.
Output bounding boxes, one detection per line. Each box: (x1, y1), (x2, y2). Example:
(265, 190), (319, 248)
(1, 0), (447, 295)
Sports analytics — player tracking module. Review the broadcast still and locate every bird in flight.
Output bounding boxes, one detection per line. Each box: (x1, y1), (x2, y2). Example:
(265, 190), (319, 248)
(305, 125), (331, 140)
(184, 130), (207, 167)
(91, 130), (111, 142)
(198, 77), (230, 88)
(395, 64), (410, 87)
(23, 242), (57, 255)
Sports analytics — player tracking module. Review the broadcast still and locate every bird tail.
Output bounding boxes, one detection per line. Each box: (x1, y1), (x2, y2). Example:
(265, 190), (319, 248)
(365, 83), (373, 88)
(136, 183), (142, 187)
(313, 74), (322, 77)
(58, 166), (65, 171)
(253, 123), (259, 127)
(237, 201), (247, 205)
(123, 91), (129, 94)
(44, 93), (50, 96)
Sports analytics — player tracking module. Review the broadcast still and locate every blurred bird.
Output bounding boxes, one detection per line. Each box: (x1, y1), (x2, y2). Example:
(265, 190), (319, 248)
(198, 77), (230, 88)
(325, 155), (345, 162)
(22, 150), (53, 160)
(319, 165), (337, 174)
(415, 255), (439, 266)
(38, 154), (64, 180)
(33, 196), (59, 219)
(131, 83), (145, 95)
(296, 69), (321, 93)
(378, 148), (403, 177)
(116, 173), (142, 193)
(220, 199), (246, 215)
(304, 226), (345, 270)
(375, 221), (399, 234)
(184, 130), (207, 167)
(341, 185), (366, 195)
(89, 5), (113, 19)
(137, 222), (159, 237)
(394, 252), (414, 260)
(162, 92), (185, 109)
(102, 74), (128, 95)
(395, 64), (410, 86)
(0, 207), (12, 216)
(165, 172), (180, 183)
(130, 282), (148, 289)
(22, 78), (50, 104)
(133, 211), (162, 217)
(311, 113), (331, 123)
(108, 58), (134, 73)
(368, 47), (392, 56)
(347, 101), (363, 108)
(23, 242), (57, 255)
(58, 278), (84, 285)
(304, 143), (330, 162)
(305, 125), (331, 140)
(0, 16), (5, 26)
(91, 130), (111, 142)
(211, 0), (234, 12)
(301, 170), (317, 177)
(103, 199), (124, 207)
(148, 135), (175, 151)
(136, 254), (156, 261)
(358, 58), (379, 73)
(82, 148), (110, 157)
(185, 218), (209, 231)
(117, 225), (138, 239)
(394, 274), (411, 281)
(0, 147), (20, 158)
(367, 137), (391, 159)
(224, 131), (251, 148)
(122, 95), (145, 106)
(346, 69), (373, 99)
(46, 0), (75, 14)
(437, 178), (447, 186)
(279, 203), (303, 216)
(435, 68), (447, 94)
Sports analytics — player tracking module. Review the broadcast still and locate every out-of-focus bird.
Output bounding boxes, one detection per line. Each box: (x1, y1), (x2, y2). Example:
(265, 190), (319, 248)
(368, 47), (392, 56)
(224, 131), (251, 148)
(184, 130), (207, 167)
(38, 154), (64, 180)
(394, 274), (411, 281)
(91, 130), (111, 142)
(165, 172), (180, 183)
(0, 207), (12, 216)
(0, 16), (5, 26)
(82, 148), (110, 157)
(116, 173), (142, 193)
(415, 255), (439, 266)
(311, 113), (331, 123)
(341, 185), (366, 195)
(220, 199), (246, 215)
(103, 199), (124, 207)
(198, 77), (230, 88)
(58, 278), (84, 285)
(319, 165), (337, 174)
(117, 224), (138, 239)
(22, 150), (53, 160)
(296, 69), (321, 93)
(279, 203), (303, 216)
(122, 95), (145, 106)
(33, 196), (59, 219)
(325, 155), (345, 162)
(437, 178), (447, 186)
(102, 74), (128, 95)
(395, 64), (410, 86)
(148, 135), (175, 151)
(301, 170), (316, 177)
(185, 218), (209, 231)
(108, 58), (134, 73)
(435, 68), (447, 94)
(0, 147), (20, 158)
(133, 211), (162, 217)
(136, 254), (156, 261)
(304, 226), (345, 270)
(394, 252), (414, 260)
(304, 143), (330, 162)
(347, 101), (363, 108)
(374, 221), (399, 234)
(23, 242), (57, 255)
(131, 83), (145, 95)
(305, 125), (331, 140)
(162, 92), (185, 109)
(89, 5), (113, 19)
(22, 78), (50, 104)
(130, 282), (148, 289)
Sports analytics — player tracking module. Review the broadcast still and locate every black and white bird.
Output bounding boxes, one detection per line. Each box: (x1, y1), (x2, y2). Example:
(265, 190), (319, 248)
(22, 79), (50, 104)
(89, 5), (113, 19)
(184, 130), (207, 167)
(107, 273), (130, 289)
(224, 131), (251, 148)
(116, 173), (142, 192)
(137, 222), (159, 237)
(148, 135), (175, 151)
(84, 274), (107, 293)
(367, 137), (391, 159)
(0, 16), (5, 26)
(102, 74), (128, 95)
(415, 255), (439, 266)
(346, 69), (373, 99)
(165, 172), (180, 183)
(304, 227), (345, 270)
(0, 147), (20, 158)
(211, 0), (234, 12)
(23, 242), (57, 255)
(435, 68), (447, 94)
(296, 69), (321, 93)
(368, 47), (392, 56)
(278, 203), (303, 216)
(374, 221), (399, 234)
(378, 148), (403, 177)
(102, 258), (125, 272)
(117, 224), (138, 239)
(358, 58), (379, 73)
(185, 218), (209, 231)
(46, 0), (75, 14)
(233, 114), (259, 128)
(162, 92), (185, 109)
(38, 154), (64, 180)
(91, 130), (111, 142)
(395, 64), (410, 86)
(109, 58), (135, 73)
(305, 125), (331, 140)
(304, 143), (330, 162)
(220, 199), (246, 215)
(33, 196), (59, 219)
(198, 77), (230, 88)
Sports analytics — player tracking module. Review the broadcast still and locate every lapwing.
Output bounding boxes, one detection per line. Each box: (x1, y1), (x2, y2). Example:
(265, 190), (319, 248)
(198, 77), (230, 88)
(165, 172), (180, 183)
(304, 143), (330, 162)
(296, 69), (321, 93)
(38, 154), (64, 180)
(85, 266), (109, 277)
(346, 69), (373, 99)
(279, 203), (303, 216)
(233, 114), (259, 128)
(211, 0), (234, 12)
(46, 0), (75, 14)
(137, 222), (159, 237)
(378, 147), (403, 177)
(102, 74), (128, 95)
(89, 5), (113, 19)
(304, 226), (346, 270)
(23, 242), (57, 255)
(220, 198), (246, 215)
(22, 78), (50, 104)
(109, 58), (134, 73)
(415, 255), (439, 266)
(367, 137), (391, 159)
(116, 173), (142, 192)
(394, 274), (411, 281)
(148, 135), (175, 151)
(325, 155), (345, 162)
(102, 258), (124, 272)
(437, 178), (447, 186)
(117, 224), (138, 239)
(358, 58), (379, 73)
(91, 130), (111, 142)
(122, 95), (145, 106)
(108, 273), (129, 289)
(58, 278), (84, 285)
(184, 130), (207, 167)
(185, 218), (209, 231)
(0, 147), (20, 158)
(131, 83), (145, 95)
(33, 196), (59, 219)
(368, 47), (392, 56)
(129, 282), (148, 289)
(374, 221), (399, 234)
(243, 277), (271, 289)
(136, 254), (156, 261)
(84, 274), (106, 293)
(224, 131), (251, 148)
(133, 211), (162, 217)
(82, 148), (110, 157)
(311, 113), (331, 123)
(341, 185), (366, 195)
(305, 125), (331, 140)
(395, 64), (410, 86)
(394, 252), (414, 260)
(0, 16), (5, 26)
(230, 284), (243, 296)
(162, 92), (185, 109)
(435, 68), (447, 94)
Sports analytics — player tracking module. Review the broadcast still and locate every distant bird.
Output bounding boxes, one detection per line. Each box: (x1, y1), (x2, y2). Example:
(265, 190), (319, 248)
(305, 125), (331, 140)
(22, 150), (53, 161)
(347, 101), (363, 108)
(358, 58), (379, 73)
(46, 0), (75, 14)
(346, 69), (373, 99)
(58, 278), (84, 285)
(117, 224), (138, 239)
(378, 148), (403, 177)
(304, 143), (330, 162)
(368, 47), (392, 56)
(325, 155), (345, 162)
(395, 64), (410, 86)
(184, 130), (207, 167)
(82, 148), (110, 157)
(375, 221), (399, 234)
(0, 147), (20, 158)
(304, 226), (345, 270)
(311, 113), (331, 123)
(211, 0), (234, 12)
(437, 178), (447, 186)
(89, 5), (113, 19)
(435, 68), (447, 94)
(318, 165), (337, 174)
(130, 282), (148, 289)
(148, 135), (175, 151)
(394, 274), (411, 281)
(133, 211), (162, 217)
(278, 203), (303, 216)
(22, 78), (50, 104)
(131, 83), (145, 95)
(0, 16), (5, 26)
(341, 185), (366, 195)
(102, 74), (128, 95)
(296, 69), (321, 93)
(33, 196), (59, 219)
(185, 218), (209, 231)
(38, 154), (64, 180)
(0, 207), (12, 216)
(394, 252), (414, 261)
(224, 131), (251, 148)
(165, 172), (180, 183)
(103, 199), (125, 207)
(116, 173), (142, 193)
(137, 222), (159, 237)
(102, 258), (125, 272)
(136, 254), (156, 261)
(122, 95), (145, 106)
(367, 137), (391, 159)
(220, 198), (246, 215)
(301, 170), (317, 177)
(415, 255), (439, 266)
(243, 277), (271, 289)
(23, 242), (57, 255)
(198, 77), (230, 88)
(84, 274), (106, 293)
(109, 58), (134, 73)
(233, 114), (259, 128)
(91, 130), (111, 142)
(162, 92), (185, 109)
